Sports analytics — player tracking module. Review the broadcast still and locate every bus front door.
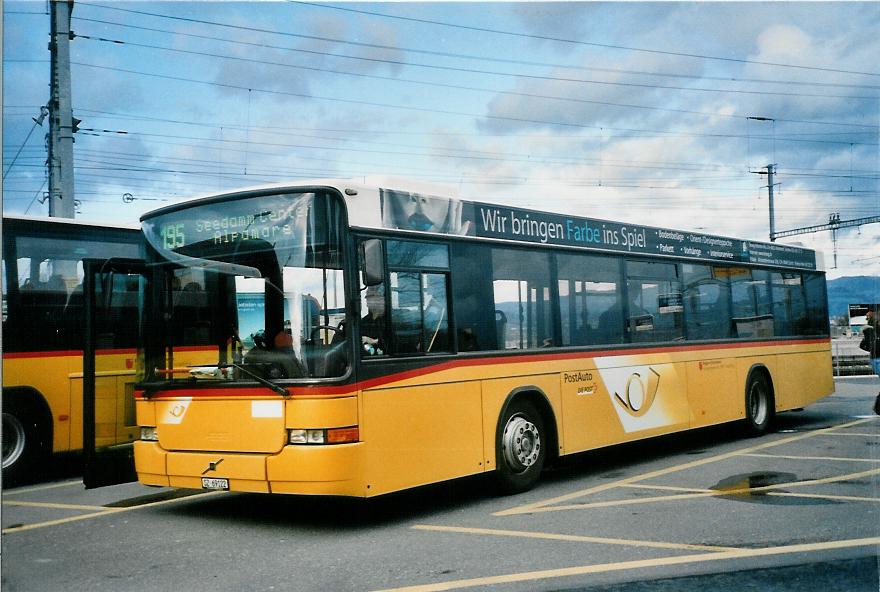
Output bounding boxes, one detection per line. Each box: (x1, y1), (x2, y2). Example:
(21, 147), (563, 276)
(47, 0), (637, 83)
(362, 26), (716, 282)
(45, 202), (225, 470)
(82, 258), (147, 489)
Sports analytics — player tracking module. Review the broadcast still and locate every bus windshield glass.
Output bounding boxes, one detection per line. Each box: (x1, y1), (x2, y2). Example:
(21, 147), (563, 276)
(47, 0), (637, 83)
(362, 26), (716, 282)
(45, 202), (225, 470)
(141, 190), (349, 383)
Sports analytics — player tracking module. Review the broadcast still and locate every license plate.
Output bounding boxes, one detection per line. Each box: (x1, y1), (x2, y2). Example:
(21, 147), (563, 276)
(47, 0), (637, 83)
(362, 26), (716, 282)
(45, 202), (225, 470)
(201, 477), (229, 490)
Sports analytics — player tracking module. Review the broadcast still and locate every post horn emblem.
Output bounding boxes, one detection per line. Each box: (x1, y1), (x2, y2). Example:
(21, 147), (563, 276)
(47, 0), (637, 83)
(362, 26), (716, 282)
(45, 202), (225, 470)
(614, 368), (661, 418)
(202, 459), (224, 475)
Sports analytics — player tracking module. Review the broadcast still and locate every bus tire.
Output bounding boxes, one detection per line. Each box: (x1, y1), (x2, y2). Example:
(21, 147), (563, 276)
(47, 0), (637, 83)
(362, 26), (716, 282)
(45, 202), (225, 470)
(744, 371), (774, 436)
(2, 396), (49, 485)
(495, 399), (546, 494)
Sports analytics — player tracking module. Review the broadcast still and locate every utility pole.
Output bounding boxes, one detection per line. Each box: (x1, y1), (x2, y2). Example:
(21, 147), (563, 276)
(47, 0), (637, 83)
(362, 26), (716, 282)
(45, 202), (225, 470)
(48, 0), (76, 218)
(766, 164), (776, 242)
(747, 116), (777, 242)
(751, 163), (779, 242)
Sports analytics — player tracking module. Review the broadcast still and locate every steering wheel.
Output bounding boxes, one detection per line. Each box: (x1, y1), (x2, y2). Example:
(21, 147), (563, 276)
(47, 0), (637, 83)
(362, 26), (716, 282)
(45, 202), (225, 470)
(309, 324), (343, 342)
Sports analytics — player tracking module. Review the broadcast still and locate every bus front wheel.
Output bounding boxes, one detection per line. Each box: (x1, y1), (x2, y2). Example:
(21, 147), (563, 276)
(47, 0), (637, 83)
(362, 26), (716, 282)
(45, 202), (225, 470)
(745, 372), (774, 436)
(495, 399), (546, 494)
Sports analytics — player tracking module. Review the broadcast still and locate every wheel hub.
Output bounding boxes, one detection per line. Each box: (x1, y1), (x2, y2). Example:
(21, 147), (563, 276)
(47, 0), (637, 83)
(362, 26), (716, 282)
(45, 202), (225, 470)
(2, 412), (27, 470)
(502, 415), (541, 473)
(750, 383), (768, 425)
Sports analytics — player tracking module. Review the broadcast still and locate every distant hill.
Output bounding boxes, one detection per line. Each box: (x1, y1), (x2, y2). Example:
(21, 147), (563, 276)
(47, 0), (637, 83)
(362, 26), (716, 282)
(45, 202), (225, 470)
(826, 276), (880, 319)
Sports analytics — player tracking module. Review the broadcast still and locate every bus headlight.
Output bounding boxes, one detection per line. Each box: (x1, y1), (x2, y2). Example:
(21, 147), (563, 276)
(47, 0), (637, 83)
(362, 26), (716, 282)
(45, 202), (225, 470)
(288, 429), (324, 444)
(140, 426), (159, 441)
(288, 427), (358, 445)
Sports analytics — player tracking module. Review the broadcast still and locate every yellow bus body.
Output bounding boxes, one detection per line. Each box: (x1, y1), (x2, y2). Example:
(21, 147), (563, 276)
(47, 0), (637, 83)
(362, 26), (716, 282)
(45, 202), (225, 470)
(3, 348), (218, 459)
(134, 338), (832, 497)
(3, 349), (138, 455)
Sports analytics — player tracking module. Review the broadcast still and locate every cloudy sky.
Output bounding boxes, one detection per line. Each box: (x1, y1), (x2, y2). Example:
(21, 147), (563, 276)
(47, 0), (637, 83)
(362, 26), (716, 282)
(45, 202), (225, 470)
(4, 1), (878, 278)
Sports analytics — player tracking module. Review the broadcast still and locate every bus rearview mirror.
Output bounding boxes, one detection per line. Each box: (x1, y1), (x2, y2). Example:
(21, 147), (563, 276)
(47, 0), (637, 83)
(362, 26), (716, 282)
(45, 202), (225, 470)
(362, 239), (384, 287)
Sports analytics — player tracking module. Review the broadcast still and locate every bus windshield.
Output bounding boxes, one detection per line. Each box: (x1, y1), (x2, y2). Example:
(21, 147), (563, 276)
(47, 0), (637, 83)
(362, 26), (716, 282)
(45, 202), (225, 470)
(141, 190), (350, 384)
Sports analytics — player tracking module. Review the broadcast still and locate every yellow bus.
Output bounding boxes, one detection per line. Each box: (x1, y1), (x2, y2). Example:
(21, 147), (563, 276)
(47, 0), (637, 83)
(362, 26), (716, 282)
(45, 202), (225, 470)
(2, 215), (143, 483)
(133, 181), (833, 496)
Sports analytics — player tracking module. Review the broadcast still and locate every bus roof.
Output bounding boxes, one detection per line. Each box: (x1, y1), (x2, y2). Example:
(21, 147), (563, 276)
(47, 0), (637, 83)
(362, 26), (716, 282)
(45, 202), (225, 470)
(140, 179), (820, 272)
(3, 214), (140, 231)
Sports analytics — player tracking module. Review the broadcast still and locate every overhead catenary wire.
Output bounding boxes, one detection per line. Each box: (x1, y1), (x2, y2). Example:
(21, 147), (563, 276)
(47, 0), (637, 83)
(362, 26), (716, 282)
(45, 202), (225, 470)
(69, 107), (880, 144)
(59, 151), (880, 198)
(79, 1), (880, 77)
(74, 124), (880, 172)
(293, 1), (880, 78)
(3, 108), (47, 180)
(70, 15), (880, 93)
(71, 29), (880, 105)
(6, 2), (877, 234)
(32, 117), (873, 195)
(68, 62), (879, 147)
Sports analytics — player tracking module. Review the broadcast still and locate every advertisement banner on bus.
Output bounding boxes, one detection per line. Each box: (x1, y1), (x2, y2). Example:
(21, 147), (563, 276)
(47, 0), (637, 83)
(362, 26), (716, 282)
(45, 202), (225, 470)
(468, 202), (817, 269)
(375, 189), (816, 270)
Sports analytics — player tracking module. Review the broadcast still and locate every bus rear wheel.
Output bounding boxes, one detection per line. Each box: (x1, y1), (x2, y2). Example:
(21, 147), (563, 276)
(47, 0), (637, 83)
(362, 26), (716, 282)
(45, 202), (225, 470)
(495, 400), (546, 494)
(745, 372), (774, 436)
(2, 399), (46, 484)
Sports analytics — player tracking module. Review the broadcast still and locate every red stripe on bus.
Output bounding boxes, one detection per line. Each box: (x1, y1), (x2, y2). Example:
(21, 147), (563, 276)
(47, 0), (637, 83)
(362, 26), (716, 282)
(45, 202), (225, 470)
(135, 337), (829, 400)
(3, 350), (85, 359)
(3, 348), (137, 359)
(355, 337), (828, 391)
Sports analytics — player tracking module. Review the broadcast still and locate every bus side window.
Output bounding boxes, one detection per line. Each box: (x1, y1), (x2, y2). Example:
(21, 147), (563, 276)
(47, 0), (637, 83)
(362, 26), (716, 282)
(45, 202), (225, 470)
(728, 267), (771, 338)
(625, 260), (683, 343)
(357, 239), (450, 357)
(490, 248), (552, 350)
(771, 272), (807, 336)
(388, 271), (451, 355)
(449, 243), (493, 351)
(171, 269), (211, 346)
(682, 264), (731, 340)
(556, 252), (624, 346)
(803, 273), (829, 336)
(390, 272), (422, 353)
(14, 254), (72, 351)
(421, 273), (449, 353)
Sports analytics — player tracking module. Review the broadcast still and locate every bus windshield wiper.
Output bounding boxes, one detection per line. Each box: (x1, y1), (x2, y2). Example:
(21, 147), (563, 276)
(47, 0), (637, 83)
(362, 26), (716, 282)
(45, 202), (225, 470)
(215, 363), (289, 397)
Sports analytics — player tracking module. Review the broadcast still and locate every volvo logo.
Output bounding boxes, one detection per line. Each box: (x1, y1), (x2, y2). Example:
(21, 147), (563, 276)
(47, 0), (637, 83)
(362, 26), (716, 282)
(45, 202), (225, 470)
(201, 458), (224, 475)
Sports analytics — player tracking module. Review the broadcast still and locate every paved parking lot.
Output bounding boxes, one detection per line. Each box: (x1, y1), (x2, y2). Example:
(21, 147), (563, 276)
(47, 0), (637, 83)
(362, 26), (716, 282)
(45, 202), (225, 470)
(3, 377), (879, 591)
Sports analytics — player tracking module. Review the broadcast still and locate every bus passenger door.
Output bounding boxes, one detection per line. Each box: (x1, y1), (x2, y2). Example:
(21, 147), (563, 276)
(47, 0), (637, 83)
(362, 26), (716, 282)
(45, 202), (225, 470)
(82, 258), (147, 489)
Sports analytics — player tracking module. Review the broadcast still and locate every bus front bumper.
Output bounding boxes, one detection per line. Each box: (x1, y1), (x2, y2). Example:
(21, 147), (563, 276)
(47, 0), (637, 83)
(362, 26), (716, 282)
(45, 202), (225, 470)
(133, 440), (365, 497)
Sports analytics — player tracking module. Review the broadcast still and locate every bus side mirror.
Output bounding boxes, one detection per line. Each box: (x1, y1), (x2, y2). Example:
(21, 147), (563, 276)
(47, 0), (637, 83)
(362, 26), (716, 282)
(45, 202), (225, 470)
(361, 239), (385, 287)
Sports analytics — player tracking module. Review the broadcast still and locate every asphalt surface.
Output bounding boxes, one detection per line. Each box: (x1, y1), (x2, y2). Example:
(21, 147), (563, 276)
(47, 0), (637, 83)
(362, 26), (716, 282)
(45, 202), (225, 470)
(2, 376), (879, 592)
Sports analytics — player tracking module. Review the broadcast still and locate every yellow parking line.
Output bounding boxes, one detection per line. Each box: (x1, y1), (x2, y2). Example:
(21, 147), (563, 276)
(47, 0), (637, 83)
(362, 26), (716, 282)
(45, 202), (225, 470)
(3, 500), (107, 511)
(412, 524), (738, 552)
(522, 467), (880, 514)
(819, 432), (879, 438)
(2, 480), (82, 496)
(543, 492), (715, 512)
(621, 484), (710, 493)
(623, 484), (880, 505)
(766, 492), (880, 504)
(741, 453), (880, 463)
(371, 536), (880, 592)
(495, 418), (875, 517)
(2, 490), (225, 534)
